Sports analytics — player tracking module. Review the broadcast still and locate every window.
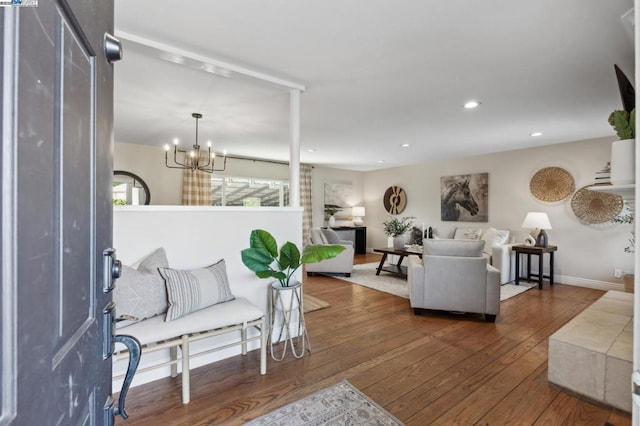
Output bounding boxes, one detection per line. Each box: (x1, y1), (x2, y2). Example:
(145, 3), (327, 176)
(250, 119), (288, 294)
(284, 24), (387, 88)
(212, 176), (290, 207)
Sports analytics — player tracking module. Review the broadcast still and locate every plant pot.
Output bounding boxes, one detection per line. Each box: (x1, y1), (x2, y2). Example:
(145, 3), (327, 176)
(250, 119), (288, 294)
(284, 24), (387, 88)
(623, 274), (634, 293)
(393, 235), (405, 250)
(271, 281), (302, 311)
(611, 139), (635, 185)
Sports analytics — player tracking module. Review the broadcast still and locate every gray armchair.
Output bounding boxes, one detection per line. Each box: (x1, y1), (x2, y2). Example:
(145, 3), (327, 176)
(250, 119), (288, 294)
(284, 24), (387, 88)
(305, 228), (354, 277)
(407, 239), (500, 322)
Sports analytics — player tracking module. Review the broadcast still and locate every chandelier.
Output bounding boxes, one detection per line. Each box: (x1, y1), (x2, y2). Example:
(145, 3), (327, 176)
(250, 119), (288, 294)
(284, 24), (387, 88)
(164, 112), (227, 173)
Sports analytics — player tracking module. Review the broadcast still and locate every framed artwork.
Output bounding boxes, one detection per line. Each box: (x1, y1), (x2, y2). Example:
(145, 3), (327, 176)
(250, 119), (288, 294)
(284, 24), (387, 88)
(441, 173), (488, 222)
(324, 182), (352, 219)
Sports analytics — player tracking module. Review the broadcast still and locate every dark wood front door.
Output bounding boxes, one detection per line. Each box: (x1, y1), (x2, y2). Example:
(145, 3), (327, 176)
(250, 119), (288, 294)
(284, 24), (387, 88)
(1, 0), (117, 423)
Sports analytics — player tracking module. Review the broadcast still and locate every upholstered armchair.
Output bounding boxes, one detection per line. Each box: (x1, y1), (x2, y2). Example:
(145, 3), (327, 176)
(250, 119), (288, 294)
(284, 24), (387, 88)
(407, 239), (500, 322)
(305, 228), (354, 277)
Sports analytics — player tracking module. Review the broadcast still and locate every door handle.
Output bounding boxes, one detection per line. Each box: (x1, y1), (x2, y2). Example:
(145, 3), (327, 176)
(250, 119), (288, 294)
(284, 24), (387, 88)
(104, 33), (123, 63)
(103, 248), (121, 292)
(113, 334), (141, 419)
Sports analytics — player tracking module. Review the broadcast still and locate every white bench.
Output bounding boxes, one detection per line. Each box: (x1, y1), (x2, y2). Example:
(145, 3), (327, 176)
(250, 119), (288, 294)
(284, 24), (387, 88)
(548, 290), (632, 412)
(114, 297), (267, 404)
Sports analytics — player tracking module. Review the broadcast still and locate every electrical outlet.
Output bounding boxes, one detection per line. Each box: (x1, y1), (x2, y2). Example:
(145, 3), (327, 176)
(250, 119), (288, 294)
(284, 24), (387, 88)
(614, 269), (623, 278)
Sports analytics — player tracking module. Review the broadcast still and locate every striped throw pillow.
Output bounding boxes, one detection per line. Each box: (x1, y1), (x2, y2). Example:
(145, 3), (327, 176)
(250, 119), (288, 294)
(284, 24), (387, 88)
(159, 259), (235, 321)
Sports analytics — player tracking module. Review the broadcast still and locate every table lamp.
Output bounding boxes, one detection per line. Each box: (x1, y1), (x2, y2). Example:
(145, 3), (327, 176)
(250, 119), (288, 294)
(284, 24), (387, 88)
(352, 206), (365, 226)
(521, 212), (552, 247)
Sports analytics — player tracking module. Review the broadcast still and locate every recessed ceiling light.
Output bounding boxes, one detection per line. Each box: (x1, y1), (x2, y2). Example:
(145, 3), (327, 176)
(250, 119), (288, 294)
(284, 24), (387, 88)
(530, 132), (543, 137)
(307, 148), (316, 152)
(464, 100), (480, 109)
(377, 160), (385, 164)
(401, 143), (410, 148)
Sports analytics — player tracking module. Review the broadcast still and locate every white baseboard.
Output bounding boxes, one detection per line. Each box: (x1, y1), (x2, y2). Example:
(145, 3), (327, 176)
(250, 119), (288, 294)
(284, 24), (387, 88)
(555, 275), (625, 292)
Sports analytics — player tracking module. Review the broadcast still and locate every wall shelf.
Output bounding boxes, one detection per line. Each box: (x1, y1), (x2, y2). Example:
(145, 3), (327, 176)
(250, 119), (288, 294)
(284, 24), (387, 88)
(588, 184), (635, 199)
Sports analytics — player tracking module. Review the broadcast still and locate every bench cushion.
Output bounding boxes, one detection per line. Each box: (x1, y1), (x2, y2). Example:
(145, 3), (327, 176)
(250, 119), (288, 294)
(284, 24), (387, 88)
(116, 297), (263, 348)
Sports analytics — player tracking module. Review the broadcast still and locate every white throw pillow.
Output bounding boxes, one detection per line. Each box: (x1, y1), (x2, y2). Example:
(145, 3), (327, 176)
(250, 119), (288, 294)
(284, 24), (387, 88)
(453, 227), (482, 240)
(159, 259), (235, 321)
(481, 227), (510, 254)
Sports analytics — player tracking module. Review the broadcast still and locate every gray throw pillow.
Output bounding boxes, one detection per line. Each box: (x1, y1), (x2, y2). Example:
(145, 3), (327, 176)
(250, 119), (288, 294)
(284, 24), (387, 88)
(113, 248), (170, 327)
(321, 228), (342, 244)
(159, 259), (235, 322)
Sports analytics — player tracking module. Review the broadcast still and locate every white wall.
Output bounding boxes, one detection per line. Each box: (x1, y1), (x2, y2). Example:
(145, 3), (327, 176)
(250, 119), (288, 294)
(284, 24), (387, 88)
(363, 136), (632, 286)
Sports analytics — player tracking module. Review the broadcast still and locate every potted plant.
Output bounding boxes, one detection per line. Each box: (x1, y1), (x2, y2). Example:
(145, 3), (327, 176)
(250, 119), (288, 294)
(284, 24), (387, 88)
(241, 229), (345, 288)
(608, 108), (636, 185)
(242, 229), (345, 360)
(382, 216), (415, 249)
(324, 204), (341, 227)
(611, 208), (635, 292)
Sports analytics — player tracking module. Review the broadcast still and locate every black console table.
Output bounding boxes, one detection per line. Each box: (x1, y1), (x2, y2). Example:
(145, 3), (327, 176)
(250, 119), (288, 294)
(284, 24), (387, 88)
(329, 226), (367, 254)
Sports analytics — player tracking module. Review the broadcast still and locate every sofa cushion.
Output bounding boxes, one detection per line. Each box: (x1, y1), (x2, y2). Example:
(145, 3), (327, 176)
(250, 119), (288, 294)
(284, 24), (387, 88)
(310, 228), (329, 244)
(322, 228), (342, 244)
(159, 259), (235, 321)
(113, 247), (169, 327)
(453, 227), (482, 240)
(424, 239), (485, 257)
(481, 227), (510, 255)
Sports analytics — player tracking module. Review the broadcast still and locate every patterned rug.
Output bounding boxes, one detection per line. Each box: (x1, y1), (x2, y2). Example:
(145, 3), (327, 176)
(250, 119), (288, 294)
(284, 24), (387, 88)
(246, 380), (404, 425)
(332, 262), (536, 301)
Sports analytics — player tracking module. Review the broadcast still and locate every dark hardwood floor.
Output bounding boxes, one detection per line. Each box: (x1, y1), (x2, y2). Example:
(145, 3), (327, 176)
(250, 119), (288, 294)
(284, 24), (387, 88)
(116, 254), (631, 425)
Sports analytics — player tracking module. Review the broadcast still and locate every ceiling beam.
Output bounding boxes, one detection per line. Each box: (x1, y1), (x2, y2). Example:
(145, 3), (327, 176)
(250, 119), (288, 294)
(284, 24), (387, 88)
(115, 30), (307, 92)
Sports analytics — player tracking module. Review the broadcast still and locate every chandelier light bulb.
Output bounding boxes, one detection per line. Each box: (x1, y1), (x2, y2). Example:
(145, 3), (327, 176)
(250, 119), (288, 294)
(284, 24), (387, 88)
(223, 150), (228, 156)
(190, 150), (195, 158)
(173, 138), (179, 145)
(164, 144), (170, 151)
(207, 140), (212, 147)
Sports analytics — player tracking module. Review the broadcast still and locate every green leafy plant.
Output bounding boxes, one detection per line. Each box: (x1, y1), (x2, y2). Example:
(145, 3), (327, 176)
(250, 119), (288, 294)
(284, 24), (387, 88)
(241, 229), (345, 286)
(608, 109), (635, 140)
(611, 208), (635, 254)
(382, 216), (415, 237)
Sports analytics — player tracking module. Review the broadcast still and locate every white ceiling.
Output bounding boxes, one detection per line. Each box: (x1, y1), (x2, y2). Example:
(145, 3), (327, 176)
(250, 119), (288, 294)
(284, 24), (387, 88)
(114, 0), (635, 171)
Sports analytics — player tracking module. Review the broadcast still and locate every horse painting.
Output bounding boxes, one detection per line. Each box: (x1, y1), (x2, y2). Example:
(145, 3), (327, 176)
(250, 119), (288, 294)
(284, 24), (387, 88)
(440, 174), (488, 222)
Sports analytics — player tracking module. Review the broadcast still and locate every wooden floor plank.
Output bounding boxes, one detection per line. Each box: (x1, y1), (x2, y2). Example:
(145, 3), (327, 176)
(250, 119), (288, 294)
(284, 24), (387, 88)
(115, 254), (630, 425)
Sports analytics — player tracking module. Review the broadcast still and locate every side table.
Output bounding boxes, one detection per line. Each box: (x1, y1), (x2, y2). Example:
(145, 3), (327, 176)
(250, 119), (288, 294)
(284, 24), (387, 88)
(513, 245), (557, 290)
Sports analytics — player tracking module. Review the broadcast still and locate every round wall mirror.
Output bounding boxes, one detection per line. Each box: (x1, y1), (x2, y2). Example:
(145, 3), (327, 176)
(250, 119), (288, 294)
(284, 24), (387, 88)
(113, 170), (150, 205)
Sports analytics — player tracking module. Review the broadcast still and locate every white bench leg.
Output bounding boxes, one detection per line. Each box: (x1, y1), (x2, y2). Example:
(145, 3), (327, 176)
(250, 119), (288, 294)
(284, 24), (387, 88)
(260, 317), (267, 375)
(169, 346), (178, 378)
(181, 335), (190, 404)
(241, 323), (247, 355)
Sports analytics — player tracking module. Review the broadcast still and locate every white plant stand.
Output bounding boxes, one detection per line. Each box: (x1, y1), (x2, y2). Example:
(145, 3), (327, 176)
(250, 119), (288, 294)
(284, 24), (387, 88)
(268, 281), (310, 361)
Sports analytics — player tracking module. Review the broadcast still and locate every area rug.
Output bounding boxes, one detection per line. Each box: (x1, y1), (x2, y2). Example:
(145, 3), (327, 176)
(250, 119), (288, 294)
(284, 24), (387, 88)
(246, 380), (404, 425)
(303, 294), (330, 313)
(332, 262), (536, 301)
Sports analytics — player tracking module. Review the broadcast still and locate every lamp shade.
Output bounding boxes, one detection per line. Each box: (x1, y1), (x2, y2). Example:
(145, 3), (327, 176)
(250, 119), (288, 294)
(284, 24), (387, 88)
(521, 212), (552, 230)
(352, 206), (365, 217)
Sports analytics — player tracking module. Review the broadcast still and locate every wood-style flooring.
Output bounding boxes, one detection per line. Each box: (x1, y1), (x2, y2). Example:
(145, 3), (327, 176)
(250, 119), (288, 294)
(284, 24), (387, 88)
(115, 254), (631, 425)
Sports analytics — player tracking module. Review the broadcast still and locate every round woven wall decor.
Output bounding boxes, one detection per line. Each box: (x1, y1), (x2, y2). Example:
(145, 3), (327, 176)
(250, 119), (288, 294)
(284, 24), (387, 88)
(383, 186), (407, 214)
(529, 167), (575, 202)
(571, 185), (623, 224)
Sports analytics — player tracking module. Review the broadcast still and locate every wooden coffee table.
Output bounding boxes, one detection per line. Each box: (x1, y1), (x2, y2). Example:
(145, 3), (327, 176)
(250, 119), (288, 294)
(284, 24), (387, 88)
(373, 247), (423, 278)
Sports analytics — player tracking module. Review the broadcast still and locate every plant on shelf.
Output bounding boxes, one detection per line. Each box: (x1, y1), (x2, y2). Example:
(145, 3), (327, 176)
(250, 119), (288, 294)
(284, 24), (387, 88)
(611, 207), (634, 254)
(382, 216), (415, 237)
(608, 108), (635, 140)
(241, 229), (345, 287)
